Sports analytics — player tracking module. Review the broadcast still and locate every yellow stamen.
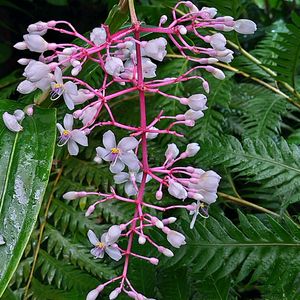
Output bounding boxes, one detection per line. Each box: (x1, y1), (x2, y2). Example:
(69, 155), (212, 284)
(200, 203), (205, 208)
(53, 83), (64, 89)
(111, 147), (120, 154)
(96, 242), (105, 248)
(62, 130), (70, 136)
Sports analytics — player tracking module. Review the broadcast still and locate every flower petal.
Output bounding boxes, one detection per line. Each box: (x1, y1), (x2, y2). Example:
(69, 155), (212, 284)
(64, 81), (78, 95)
(118, 137), (139, 152)
(113, 172), (129, 184)
(125, 181), (137, 196)
(105, 246), (122, 261)
(107, 225), (121, 244)
(71, 130), (88, 146)
(96, 146), (111, 162)
(67, 139), (79, 156)
(109, 159), (125, 173)
(54, 67), (63, 84)
(87, 230), (99, 246)
(91, 247), (104, 259)
(63, 92), (75, 110)
(103, 130), (116, 149)
(63, 114), (73, 130)
(56, 123), (64, 134)
(120, 151), (139, 171)
(2, 112), (23, 132)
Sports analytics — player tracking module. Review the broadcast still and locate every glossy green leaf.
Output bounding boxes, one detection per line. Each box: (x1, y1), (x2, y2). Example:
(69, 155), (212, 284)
(0, 100), (56, 296)
(105, 2), (129, 34)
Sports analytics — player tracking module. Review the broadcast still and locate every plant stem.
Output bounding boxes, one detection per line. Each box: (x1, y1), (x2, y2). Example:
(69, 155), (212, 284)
(128, 0), (138, 24)
(218, 192), (280, 217)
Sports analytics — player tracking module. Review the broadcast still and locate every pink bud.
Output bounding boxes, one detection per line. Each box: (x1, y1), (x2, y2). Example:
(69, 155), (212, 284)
(159, 15), (168, 25)
(85, 205), (95, 217)
(119, 224), (127, 231)
(25, 105), (34, 116)
(178, 25), (187, 35)
(162, 248), (174, 257)
(109, 287), (121, 300)
(17, 58), (31, 65)
(155, 190), (163, 200)
(202, 81), (210, 93)
(162, 217), (177, 225)
(149, 257), (159, 265)
(14, 42), (27, 50)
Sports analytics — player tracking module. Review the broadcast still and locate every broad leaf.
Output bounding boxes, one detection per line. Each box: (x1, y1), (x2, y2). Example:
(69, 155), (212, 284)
(0, 100), (56, 296)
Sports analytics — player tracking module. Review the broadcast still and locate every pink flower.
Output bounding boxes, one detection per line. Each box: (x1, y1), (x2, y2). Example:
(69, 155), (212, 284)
(105, 57), (124, 77)
(96, 130), (139, 173)
(56, 114), (88, 155)
(23, 34), (49, 53)
(90, 27), (107, 46)
(27, 21), (48, 35)
(87, 226), (122, 261)
(142, 37), (167, 61)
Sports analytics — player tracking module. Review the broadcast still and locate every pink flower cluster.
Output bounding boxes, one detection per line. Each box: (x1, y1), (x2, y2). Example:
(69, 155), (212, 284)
(8, 1), (256, 299)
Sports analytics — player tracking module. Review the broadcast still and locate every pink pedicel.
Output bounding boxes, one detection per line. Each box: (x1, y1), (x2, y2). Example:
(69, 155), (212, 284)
(11, 1), (256, 299)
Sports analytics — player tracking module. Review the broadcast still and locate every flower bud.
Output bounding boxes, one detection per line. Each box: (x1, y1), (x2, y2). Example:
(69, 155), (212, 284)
(159, 15), (168, 25)
(155, 190), (163, 200)
(27, 21), (48, 35)
(86, 285), (104, 300)
(162, 248), (174, 257)
(109, 287), (121, 300)
(90, 27), (107, 46)
(25, 105), (34, 116)
(206, 66), (225, 80)
(146, 126), (159, 140)
(199, 7), (217, 18)
(185, 143), (200, 157)
(17, 80), (36, 94)
(23, 34), (48, 53)
(184, 109), (204, 121)
(14, 42), (27, 50)
(167, 230), (186, 248)
(13, 109), (25, 121)
(178, 25), (187, 35)
(234, 19), (257, 34)
(17, 58), (31, 65)
(85, 205), (95, 217)
(149, 257), (159, 265)
(186, 94), (207, 111)
(165, 143), (179, 160)
(142, 37), (167, 62)
(163, 217), (177, 225)
(168, 179), (187, 200)
(105, 57), (124, 77)
(138, 235), (146, 245)
(63, 191), (86, 200)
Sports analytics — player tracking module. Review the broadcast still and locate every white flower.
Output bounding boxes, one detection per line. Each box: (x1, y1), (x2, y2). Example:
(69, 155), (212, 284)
(216, 50), (234, 63)
(234, 19), (257, 34)
(113, 171), (151, 196)
(105, 57), (124, 77)
(165, 143), (179, 160)
(0, 234), (5, 245)
(185, 94), (207, 111)
(168, 179), (187, 200)
(79, 105), (99, 125)
(27, 21), (48, 35)
(86, 286), (104, 300)
(87, 227), (122, 261)
(17, 76), (52, 94)
(56, 114), (88, 156)
(185, 143), (200, 157)
(189, 200), (209, 229)
(50, 68), (78, 110)
(123, 58), (157, 79)
(71, 89), (95, 105)
(142, 37), (167, 61)
(209, 33), (226, 50)
(23, 60), (50, 82)
(2, 111), (24, 132)
(184, 1), (199, 13)
(165, 229), (186, 248)
(188, 170), (221, 204)
(23, 34), (48, 53)
(90, 27), (107, 46)
(96, 130), (139, 173)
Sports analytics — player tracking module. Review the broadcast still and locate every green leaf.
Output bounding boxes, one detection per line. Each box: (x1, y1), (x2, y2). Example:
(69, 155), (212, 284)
(105, 2), (129, 34)
(0, 100), (56, 296)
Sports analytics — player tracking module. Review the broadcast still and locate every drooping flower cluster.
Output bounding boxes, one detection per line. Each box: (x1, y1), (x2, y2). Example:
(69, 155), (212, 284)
(7, 1), (256, 299)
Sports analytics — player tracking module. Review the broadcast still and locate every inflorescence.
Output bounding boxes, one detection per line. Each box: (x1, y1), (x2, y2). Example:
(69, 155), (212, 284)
(5, 1), (256, 299)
